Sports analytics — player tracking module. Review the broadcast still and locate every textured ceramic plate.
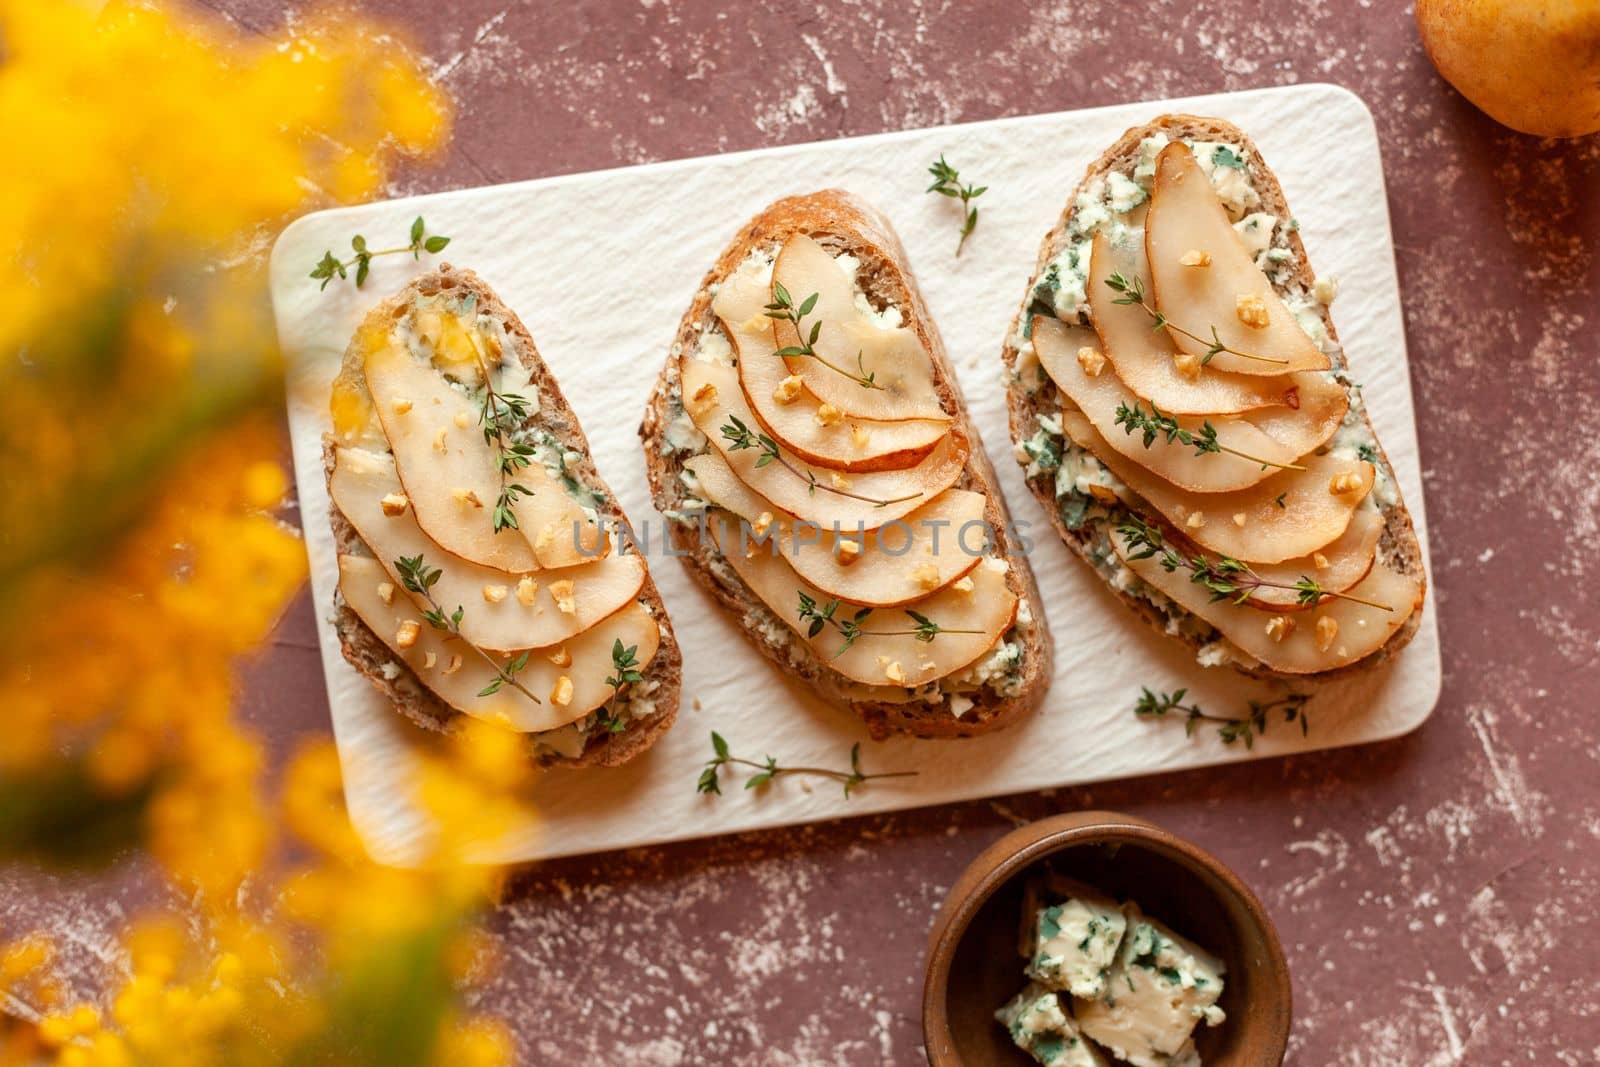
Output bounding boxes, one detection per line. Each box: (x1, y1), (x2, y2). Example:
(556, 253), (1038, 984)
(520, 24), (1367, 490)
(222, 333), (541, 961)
(270, 82), (1440, 866)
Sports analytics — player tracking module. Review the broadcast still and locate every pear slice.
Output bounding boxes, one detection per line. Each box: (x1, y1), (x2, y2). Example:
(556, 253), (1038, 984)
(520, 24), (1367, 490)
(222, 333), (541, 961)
(769, 234), (949, 422)
(710, 518), (1017, 687)
(1034, 315), (1299, 493)
(1237, 509), (1383, 610)
(712, 261), (948, 471)
(679, 358), (967, 533)
(1085, 233), (1346, 450)
(685, 451), (987, 606)
(1111, 530), (1422, 674)
(1087, 232), (1293, 415)
(330, 446), (646, 650)
(338, 555), (661, 732)
(365, 342), (605, 571)
(1059, 412), (1374, 563)
(1145, 142), (1330, 376)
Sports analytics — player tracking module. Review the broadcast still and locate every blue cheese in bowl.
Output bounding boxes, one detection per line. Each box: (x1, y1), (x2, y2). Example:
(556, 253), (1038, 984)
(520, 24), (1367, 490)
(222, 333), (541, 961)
(998, 886), (1227, 1067)
(996, 984), (1109, 1067)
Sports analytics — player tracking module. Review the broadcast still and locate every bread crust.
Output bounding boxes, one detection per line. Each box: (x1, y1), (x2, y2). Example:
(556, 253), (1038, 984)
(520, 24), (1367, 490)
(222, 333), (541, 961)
(1001, 114), (1426, 683)
(642, 190), (1052, 740)
(326, 265), (681, 767)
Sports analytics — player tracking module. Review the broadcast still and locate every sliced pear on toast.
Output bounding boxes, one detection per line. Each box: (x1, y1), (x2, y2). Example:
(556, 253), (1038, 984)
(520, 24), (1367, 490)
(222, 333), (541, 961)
(330, 446), (645, 650)
(679, 358), (966, 532)
(1034, 315), (1299, 493)
(1059, 412), (1373, 563)
(338, 555), (661, 732)
(1145, 142), (1330, 376)
(712, 261), (947, 471)
(1086, 232), (1349, 447)
(1087, 232), (1293, 415)
(365, 342), (605, 571)
(770, 234), (949, 423)
(685, 451), (986, 606)
(710, 517), (1015, 687)
(1111, 529), (1422, 674)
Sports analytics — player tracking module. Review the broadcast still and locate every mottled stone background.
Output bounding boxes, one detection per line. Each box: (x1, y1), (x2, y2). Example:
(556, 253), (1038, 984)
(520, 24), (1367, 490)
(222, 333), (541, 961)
(6, 1), (1599, 1063)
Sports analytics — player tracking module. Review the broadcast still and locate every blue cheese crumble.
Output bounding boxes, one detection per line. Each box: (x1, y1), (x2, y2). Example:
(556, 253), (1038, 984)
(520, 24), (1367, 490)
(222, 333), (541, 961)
(1026, 892), (1128, 998)
(996, 984), (1109, 1067)
(1073, 907), (1226, 1067)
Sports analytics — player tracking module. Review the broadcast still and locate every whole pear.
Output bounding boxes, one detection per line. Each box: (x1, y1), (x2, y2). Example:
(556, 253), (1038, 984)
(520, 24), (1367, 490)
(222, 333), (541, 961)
(1416, 0), (1600, 138)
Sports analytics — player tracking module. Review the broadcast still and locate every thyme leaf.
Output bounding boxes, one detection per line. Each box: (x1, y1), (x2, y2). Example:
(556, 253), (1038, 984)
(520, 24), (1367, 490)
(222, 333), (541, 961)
(309, 215), (451, 290)
(1132, 686), (1310, 749)
(697, 732), (917, 798)
(927, 155), (987, 256)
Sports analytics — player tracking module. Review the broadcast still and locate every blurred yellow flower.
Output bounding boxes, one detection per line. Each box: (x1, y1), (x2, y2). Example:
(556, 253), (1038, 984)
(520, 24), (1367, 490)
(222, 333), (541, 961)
(0, 1), (521, 1063)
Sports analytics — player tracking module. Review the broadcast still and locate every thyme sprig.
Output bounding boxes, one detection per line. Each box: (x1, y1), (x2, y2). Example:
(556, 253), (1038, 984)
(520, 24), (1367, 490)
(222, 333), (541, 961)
(1133, 687), (1309, 749)
(765, 283), (881, 390)
(696, 731), (918, 797)
(1117, 515), (1392, 612)
(393, 554), (541, 703)
(310, 215), (451, 290)
(927, 155), (987, 256)
(595, 639), (644, 734)
(720, 415), (922, 509)
(796, 591), (983, 657)
(1113, 400), (1304, 472)
(1103, 271), (1287, 367)
(453, 299), (536, 532)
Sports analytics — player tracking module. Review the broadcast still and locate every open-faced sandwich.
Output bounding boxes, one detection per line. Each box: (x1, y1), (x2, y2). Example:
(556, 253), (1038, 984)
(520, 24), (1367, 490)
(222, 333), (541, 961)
(326, 266), (680, 766)
(1003, 115), (1425, 679)
(642, 191), (1051, 739)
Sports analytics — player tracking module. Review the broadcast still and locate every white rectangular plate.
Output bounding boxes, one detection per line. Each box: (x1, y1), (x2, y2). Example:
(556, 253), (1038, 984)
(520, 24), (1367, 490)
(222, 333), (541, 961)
(271, 82), (1440, 866)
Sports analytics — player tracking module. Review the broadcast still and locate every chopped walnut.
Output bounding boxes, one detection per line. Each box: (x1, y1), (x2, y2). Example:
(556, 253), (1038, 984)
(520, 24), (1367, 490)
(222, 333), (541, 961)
(395, 620), (421, 649)
(689, 381), (718, 413)
(550, 676), (574, 706)
(1235, 294), (1270, 329)
(772, 375), (804, 405)
(1315, 616), (1339, 651)
(1329, 472), (1364, 497)
(549, 578), (577, 615)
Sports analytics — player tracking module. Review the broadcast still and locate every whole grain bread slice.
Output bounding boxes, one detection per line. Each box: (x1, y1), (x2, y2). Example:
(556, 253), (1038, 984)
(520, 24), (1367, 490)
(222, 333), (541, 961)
(642, 190), (1051, 740)
(326, 265), (681, 767)
(1001, 114), (1425, 682)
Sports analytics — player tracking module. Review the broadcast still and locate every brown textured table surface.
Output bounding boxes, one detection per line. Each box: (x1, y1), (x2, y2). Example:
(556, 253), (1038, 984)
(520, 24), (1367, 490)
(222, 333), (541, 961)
(7, 1), (1599, 1063)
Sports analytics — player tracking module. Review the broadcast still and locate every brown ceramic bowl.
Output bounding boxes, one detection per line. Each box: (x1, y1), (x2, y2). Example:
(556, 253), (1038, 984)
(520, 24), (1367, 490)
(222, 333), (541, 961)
(923, 811), (1290, 1066)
